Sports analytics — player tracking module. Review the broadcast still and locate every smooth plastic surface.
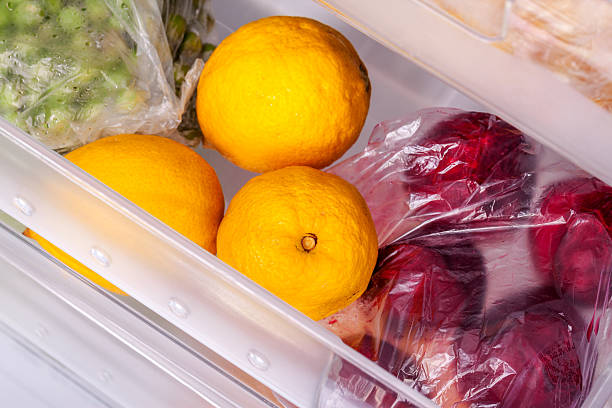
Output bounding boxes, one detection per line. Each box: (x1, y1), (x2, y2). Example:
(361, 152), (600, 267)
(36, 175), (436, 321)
(416, 0), (511, 40)
(314, 0), (612, 189)
(0, 323), (114, 408)
(0, 221), (283, 408)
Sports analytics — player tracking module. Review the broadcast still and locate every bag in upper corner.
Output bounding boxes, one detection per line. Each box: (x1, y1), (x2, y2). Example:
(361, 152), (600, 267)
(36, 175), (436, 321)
(0, 0), (181, 152)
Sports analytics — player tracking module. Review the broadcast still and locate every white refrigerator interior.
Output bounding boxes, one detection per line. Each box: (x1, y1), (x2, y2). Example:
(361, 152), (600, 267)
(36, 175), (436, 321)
(1, 0), (612, 407)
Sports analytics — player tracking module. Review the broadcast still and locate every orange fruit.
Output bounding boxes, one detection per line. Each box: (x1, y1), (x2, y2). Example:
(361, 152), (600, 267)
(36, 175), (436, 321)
(25, 134), (224, 295)
(216, 166), (378, 320)
(196, 16), (371, 173)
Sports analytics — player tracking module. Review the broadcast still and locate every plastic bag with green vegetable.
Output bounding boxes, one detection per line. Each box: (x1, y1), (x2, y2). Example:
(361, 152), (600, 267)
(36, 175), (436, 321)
(158, 0), (216, 142)
(0, 0), (184, 152)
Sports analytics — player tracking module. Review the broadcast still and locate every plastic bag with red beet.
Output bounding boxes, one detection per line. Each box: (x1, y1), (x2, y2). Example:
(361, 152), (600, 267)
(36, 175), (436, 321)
(320, 108), (612, 408)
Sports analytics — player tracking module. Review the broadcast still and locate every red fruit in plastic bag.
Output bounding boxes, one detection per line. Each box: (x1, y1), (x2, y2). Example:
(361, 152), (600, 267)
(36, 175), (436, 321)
(374, 240), (485, 407)
(378, 243), (467, 332)
(531, 177), (612, 304)
(339, 303), (585, 408)
(419, 112), (530, 185)
(405, 112), (534, 221)
(328, 109), (535, 245)
(555, 214), (612, 304)
(458, 302), (584, 408)
(324, 241), (485, 407)
(323, 242), (485, 357)
(376, 241), (485, 337)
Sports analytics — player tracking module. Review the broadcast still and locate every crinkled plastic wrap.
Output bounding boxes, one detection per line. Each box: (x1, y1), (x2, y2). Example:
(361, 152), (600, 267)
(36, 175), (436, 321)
(427, 0), (612, 112)
(498, 0), (612, 113)
(321, 108), (612, 407)
(0, 0), (182, 152)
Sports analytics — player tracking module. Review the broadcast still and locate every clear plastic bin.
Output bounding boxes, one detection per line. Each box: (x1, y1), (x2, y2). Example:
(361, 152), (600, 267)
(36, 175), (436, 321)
(1, 0), (611, 407)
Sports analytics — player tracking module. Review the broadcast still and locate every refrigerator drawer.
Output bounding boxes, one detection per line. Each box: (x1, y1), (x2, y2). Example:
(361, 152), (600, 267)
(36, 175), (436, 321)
(1, 0), (611, 407)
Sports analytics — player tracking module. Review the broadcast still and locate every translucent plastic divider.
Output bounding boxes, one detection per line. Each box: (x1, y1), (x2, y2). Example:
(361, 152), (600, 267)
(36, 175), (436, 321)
(314, 0), (612, 188)
(0, 120), (437, 408)
(0, 323), (114, 408)
(0, 223), (269, 408)
(414, 0), (513, 41)
(319, 356), (423, 408)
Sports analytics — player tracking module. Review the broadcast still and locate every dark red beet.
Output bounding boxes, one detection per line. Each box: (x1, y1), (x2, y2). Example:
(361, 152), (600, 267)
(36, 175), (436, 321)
(458, 302), (584, 408)
(404, 112), (535, 222)
(482, 286), (560, 334)
(531, 177), (612, 304)
(376, 244), (464, 333)
(375, 241), (485, 339)
(335, 302), (586, 408)
(420, 112), (530, 185)
(327, 243), (472, 376)
(327, 110), (535, 245)
(555, 214), (612, 304)
(349, 242), (484, 406)
(324, 241), (485, 382)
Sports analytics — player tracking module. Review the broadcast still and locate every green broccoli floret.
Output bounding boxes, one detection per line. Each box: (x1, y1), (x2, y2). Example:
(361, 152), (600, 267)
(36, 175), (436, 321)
(58, 6), (85, 31)
(14, 1), (45, 27)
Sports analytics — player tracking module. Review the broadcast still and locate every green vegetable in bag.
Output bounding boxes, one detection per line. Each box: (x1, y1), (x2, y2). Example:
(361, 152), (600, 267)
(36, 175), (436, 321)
(159, 0), (216, 142)
(0, 0), (180, 152)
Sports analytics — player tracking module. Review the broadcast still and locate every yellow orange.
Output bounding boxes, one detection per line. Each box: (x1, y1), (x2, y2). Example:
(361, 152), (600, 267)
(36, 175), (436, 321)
(196, 16), (371, 173)
(25, 134), (224, 295)
(216, 166), (378, 320)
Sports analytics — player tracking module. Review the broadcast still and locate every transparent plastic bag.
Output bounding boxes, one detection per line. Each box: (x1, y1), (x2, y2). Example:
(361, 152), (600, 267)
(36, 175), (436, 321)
(159, 0), (216, 142)
(424, 0), (612, 112)
(0, 0), (183, 152)
(158, 0), (214, 58)
(498, 0), (612, 113)
(322, 108), (611, 407)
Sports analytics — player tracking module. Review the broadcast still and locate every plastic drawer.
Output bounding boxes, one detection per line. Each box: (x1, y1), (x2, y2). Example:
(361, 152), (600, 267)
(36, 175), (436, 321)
(0, 121), (438, 408)
(0, 1), (464, 406)
(0, 0), (611, 407)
